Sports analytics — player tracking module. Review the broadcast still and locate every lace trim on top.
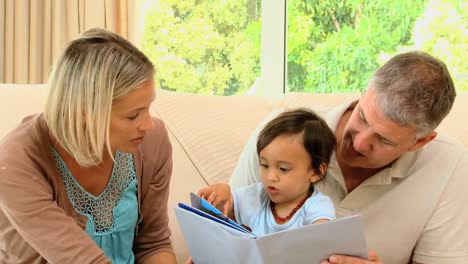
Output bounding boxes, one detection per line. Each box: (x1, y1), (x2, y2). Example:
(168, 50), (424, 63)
(52, 149), (136, 234)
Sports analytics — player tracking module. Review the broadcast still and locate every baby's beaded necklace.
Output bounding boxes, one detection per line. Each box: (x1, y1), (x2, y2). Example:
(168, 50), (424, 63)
(270, 190), (312, 223)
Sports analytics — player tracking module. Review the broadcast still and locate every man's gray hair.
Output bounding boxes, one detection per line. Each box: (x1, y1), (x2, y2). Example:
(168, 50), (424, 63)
(370, 51), (456, 137)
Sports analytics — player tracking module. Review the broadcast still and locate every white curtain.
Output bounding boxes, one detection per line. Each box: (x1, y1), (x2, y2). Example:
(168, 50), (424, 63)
(0, 0), (140, 84)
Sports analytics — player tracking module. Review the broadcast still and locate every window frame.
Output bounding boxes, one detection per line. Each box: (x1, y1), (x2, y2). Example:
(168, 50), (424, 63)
(257, 1), (287, 101)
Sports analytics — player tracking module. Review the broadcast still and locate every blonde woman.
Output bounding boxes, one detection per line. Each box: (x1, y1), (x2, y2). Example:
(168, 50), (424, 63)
(0, 28), (176, 263)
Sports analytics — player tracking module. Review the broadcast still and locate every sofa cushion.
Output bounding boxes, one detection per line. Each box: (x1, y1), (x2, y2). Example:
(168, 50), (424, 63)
(153, 89), (273, 184)
(280, 92), (360, 110)
(165, 131), (207, 262)
(434, 92), (468, 146)
(0, 84), (47, 138)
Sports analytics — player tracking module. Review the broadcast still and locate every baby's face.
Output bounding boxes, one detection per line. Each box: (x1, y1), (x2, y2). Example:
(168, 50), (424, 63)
(259, 133), (320, 208)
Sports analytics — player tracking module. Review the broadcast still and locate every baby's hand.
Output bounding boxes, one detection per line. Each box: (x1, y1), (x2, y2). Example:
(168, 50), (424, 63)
(197, 183), (232, 214)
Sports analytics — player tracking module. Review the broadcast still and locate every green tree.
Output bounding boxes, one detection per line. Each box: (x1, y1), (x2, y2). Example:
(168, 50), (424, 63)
(288, 0), (427, 93)
(142, 0), (261, 95)
(393, 0), (467, 91)
(142, 0), (465, 95)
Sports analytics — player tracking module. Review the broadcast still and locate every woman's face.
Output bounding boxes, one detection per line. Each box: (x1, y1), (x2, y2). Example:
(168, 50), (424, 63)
(109, 78), (156, 154)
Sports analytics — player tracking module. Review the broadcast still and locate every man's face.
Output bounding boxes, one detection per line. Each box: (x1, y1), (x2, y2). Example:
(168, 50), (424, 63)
(338, 87), (429, 169)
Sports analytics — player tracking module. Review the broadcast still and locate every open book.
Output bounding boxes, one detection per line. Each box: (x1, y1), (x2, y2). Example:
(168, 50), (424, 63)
(175, 193), (368, 264)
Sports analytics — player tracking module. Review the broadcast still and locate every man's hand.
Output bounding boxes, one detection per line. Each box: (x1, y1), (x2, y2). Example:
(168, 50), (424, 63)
(197, 183), (233, 216)
(321, 249), (382, 264)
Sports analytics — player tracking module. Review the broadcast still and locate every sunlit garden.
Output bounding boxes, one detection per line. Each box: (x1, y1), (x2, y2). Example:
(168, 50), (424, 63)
(142, 0), (467, 95)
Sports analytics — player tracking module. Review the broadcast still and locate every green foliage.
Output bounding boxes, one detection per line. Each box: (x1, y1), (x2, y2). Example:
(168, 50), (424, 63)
(142, 0), (466, 95)
(142, 0), (261, 95)
(288, 0), (428, 93)
(397, 0), (467, 91)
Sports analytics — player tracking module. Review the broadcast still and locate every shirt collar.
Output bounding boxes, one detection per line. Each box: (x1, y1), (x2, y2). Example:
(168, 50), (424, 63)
(324, 100), (357, 133)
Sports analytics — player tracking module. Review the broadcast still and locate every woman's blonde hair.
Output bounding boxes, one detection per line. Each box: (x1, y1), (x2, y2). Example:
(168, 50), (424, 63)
(44, 28), (154, 167)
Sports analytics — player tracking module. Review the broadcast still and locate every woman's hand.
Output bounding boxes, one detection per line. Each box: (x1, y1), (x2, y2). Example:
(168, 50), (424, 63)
(321, 249), (382, 264)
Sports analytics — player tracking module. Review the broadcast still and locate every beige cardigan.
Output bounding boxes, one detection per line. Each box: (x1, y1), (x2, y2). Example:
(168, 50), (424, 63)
(0, 114), (174, 263)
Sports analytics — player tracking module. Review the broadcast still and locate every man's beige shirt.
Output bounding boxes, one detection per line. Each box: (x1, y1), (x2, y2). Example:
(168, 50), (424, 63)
(230, 101), (468, 264)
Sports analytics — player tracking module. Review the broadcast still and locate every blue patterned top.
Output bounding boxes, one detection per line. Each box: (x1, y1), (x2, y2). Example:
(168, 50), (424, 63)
(52, 150), (138, 264)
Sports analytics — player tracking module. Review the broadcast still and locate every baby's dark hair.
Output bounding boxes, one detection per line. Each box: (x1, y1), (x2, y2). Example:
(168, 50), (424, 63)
(256, 108), (336, 179)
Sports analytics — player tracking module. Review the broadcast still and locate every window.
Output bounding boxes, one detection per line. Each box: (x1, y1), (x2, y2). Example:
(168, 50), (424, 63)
(287, 0), (468, 93)
(140, 0), (467, 96)
(141, 0), (261, 96)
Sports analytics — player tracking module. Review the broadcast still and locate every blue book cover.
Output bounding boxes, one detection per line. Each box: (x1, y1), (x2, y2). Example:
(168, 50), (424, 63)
(178, 192), (255, 235)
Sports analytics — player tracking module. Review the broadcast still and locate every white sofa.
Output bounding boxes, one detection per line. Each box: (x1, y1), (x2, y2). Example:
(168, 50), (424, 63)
(1, 83), (467, 263)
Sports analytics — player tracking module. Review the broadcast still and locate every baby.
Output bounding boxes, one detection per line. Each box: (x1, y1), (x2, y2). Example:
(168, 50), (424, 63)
(198, 108), (336, 235)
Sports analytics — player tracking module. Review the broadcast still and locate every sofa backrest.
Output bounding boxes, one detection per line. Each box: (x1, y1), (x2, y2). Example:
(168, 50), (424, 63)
(153, 89), (274, 184)
(1, 83), (467, 185)
(0, 84), (48, 138)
